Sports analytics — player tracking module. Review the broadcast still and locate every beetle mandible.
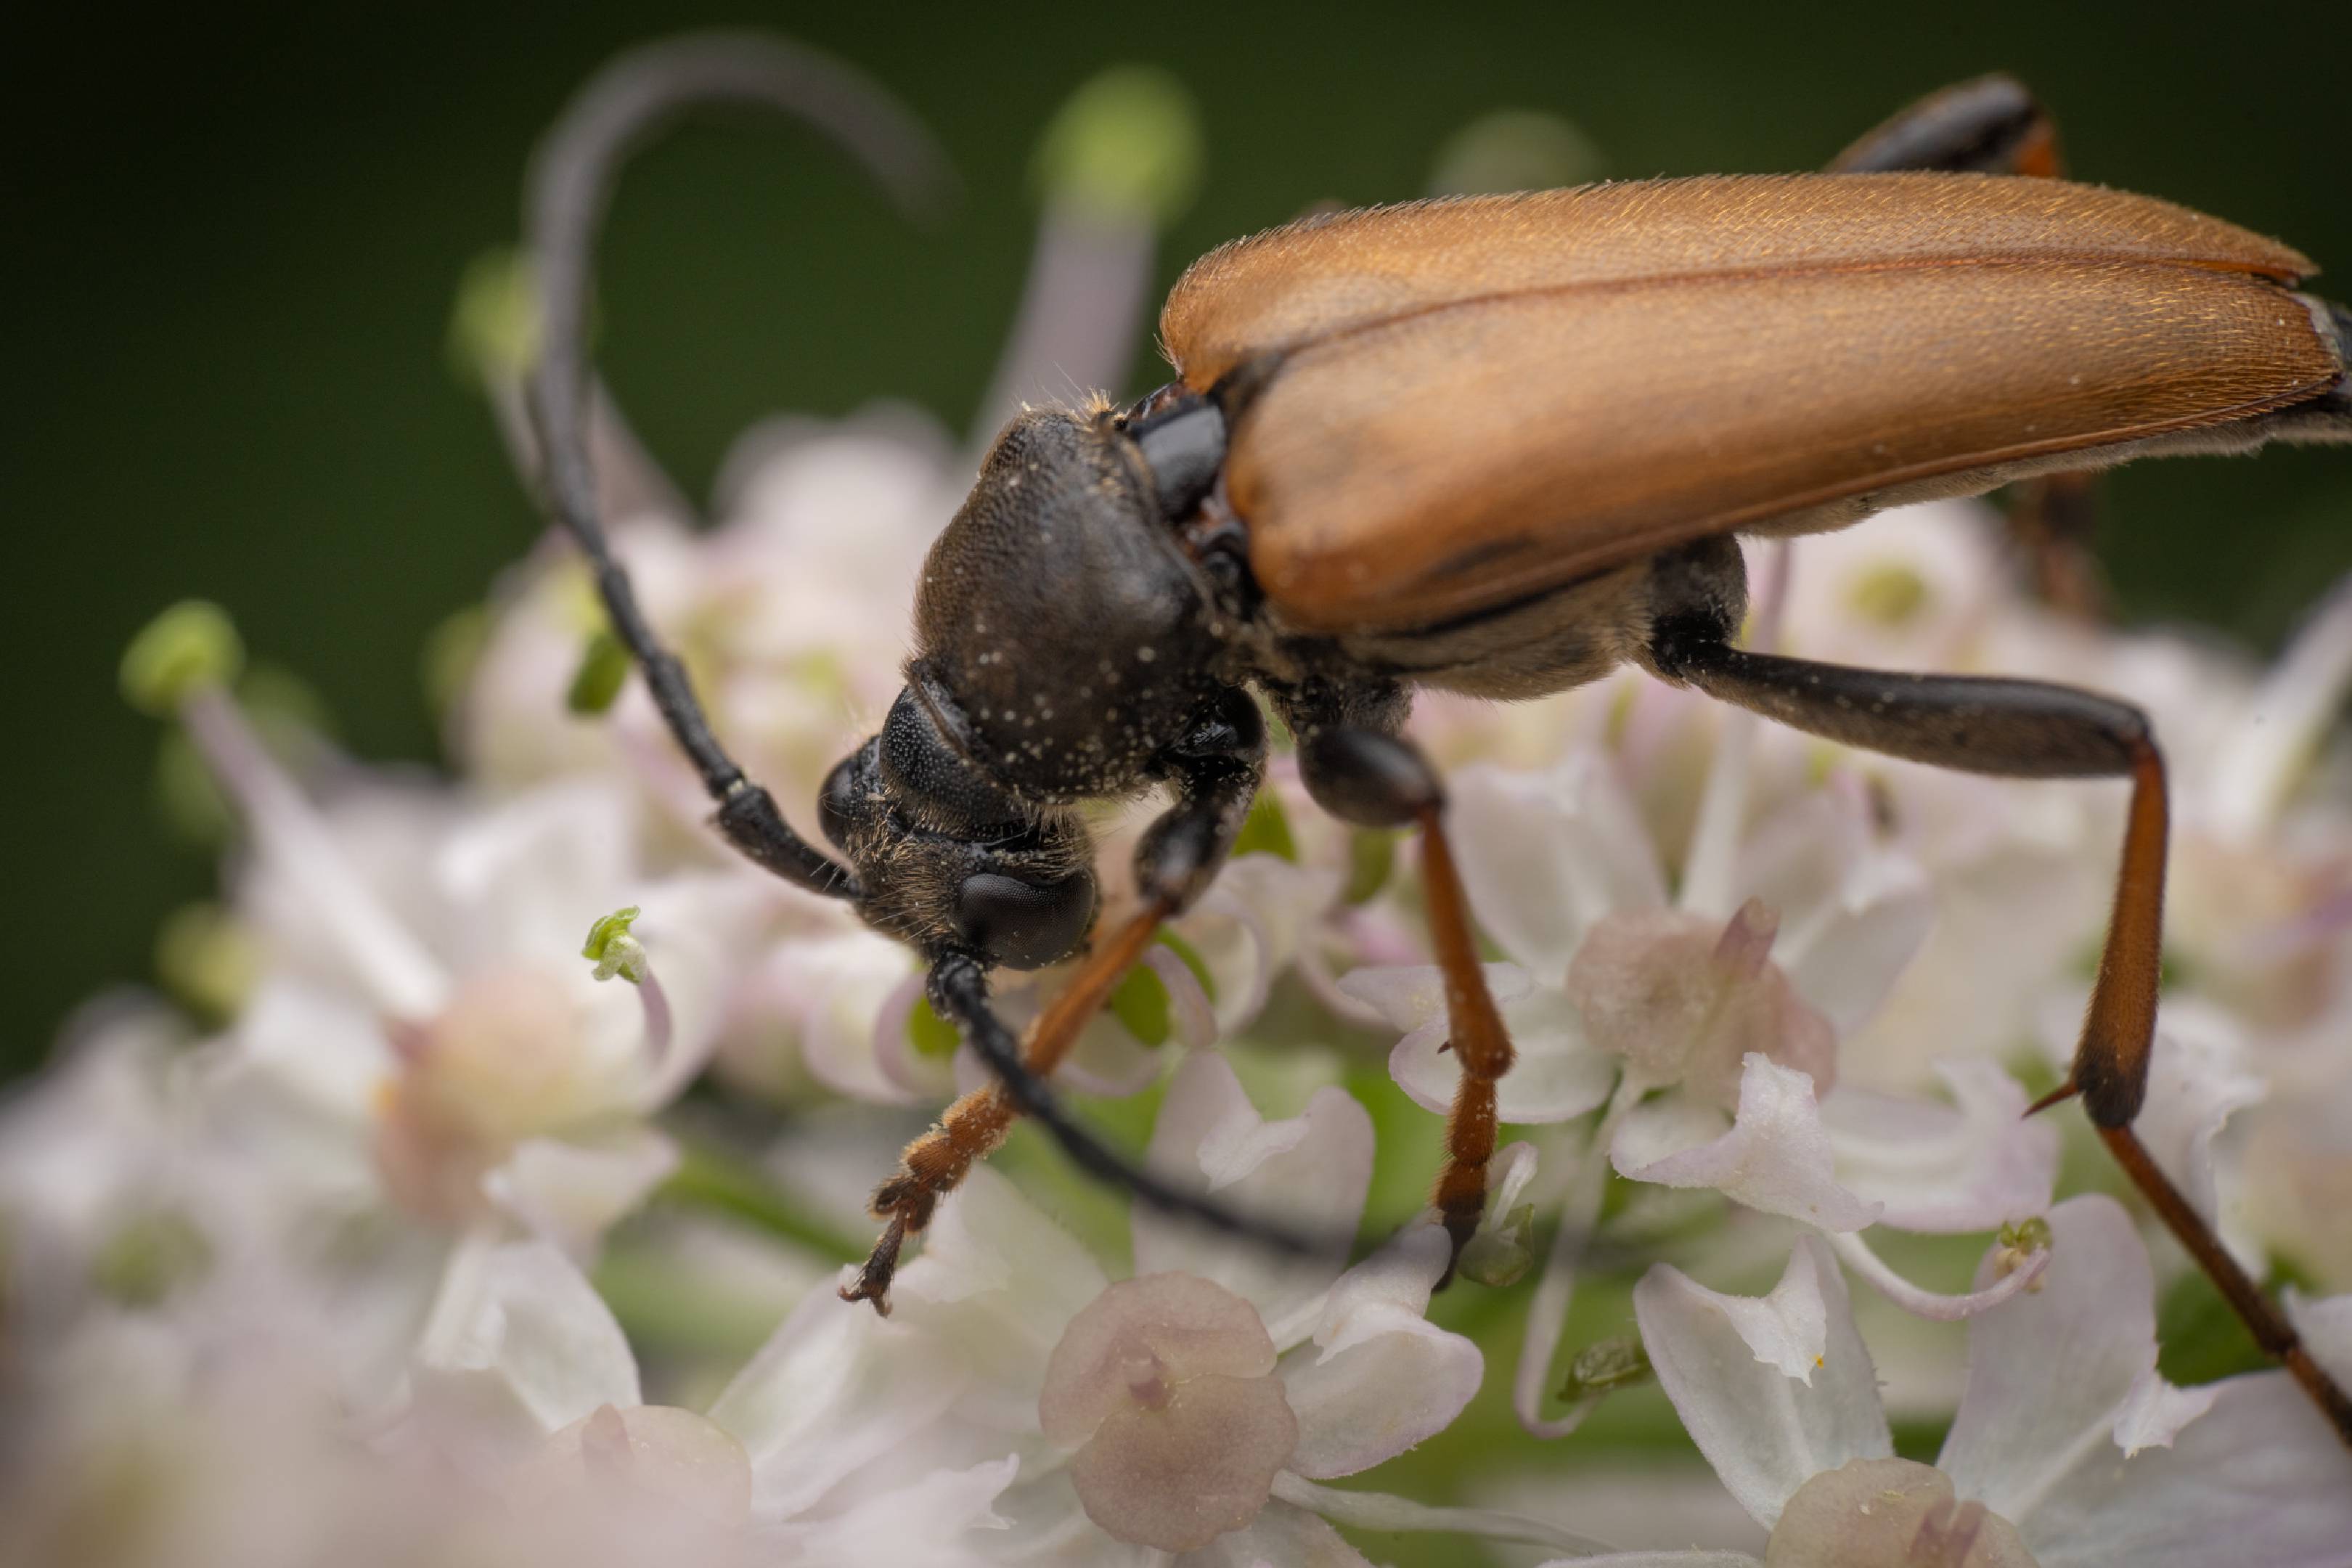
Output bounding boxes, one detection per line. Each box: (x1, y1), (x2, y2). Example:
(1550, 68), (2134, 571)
(517, 46), (2352, 1440)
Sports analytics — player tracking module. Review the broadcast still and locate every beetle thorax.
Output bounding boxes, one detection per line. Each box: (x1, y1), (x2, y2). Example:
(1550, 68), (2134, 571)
(912, 406), (1228, 803)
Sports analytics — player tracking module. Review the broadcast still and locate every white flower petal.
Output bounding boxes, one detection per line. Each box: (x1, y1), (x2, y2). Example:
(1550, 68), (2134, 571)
(1633, 1236), (1892, 1527)
(1821, 1058), (2057, 1233)
(1937, 1195), (2186, 1522)
(2284, 1289), (2352, 1387)
(1337, 962), (1533, 1033)
(1175, 1499), (1372, 1568)
(1744, 788), (1935, 1041)
(2110, 1365), (2221, 1457)
(231, 976), (394, 1124)
(483, 1128), (679, 1257)
(1135, 1053), (1371, 1345)
(1385, 983), (1617, 1124)
(2131, 1010), (2266, 1236)
(1450, 756), (1669, 981)
(412, 1233), (640, 1444)
(774, 1454), (1021, 1565)
(708, 1286), (968, 1518)
(1185, 856), (1340, 1032)
(791, 934), (927, 1106)
(894, 1167), (1108, 1430)
(2004, 1371), (2352, 1567)
(1271, 1473), (1616, 1557)
(1279, 1228), (1481, 1478)
(1612, 1056), (1883, 1232)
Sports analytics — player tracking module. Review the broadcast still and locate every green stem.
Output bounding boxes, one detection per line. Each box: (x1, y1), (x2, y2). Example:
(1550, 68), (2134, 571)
(657, 1139), (865, 1264)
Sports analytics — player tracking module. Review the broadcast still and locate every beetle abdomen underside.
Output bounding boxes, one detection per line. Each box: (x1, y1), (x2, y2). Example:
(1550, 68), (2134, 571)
(1160, 173), (2338, 634)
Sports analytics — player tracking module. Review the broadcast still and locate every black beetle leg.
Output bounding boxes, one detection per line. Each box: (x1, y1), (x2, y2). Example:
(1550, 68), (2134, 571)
(1646, 609), (2352, 1446)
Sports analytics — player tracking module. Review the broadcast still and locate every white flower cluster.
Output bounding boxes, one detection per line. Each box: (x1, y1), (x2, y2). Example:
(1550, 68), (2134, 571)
(8, 90), (2352, 1568)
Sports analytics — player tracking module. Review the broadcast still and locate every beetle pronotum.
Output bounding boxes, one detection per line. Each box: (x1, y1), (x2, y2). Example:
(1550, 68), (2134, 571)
(518, 40), (2352, 1440)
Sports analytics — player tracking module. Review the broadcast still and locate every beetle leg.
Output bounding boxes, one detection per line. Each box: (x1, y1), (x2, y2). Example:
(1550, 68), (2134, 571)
(1294, 724), (1514, 1278)
(1829, 73), (2062, 178)
(1829, 74), (2107, 616)
(843, 692), (1334, 1311)
(1646, 607), (2352, 1445)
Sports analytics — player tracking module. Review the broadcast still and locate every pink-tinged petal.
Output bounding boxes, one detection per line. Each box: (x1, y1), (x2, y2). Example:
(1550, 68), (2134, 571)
(1937, 1195), (2184, 1522)
(411, 1233), (640, 1447)
(1569, 909), (1837, 1106)
(1134, 1053), (1372, 1343)
(871, 969), (958, 1100)
(1612, 1057), (1884, 1233)
(1633, 1236), (1892, 1527)
(2284, 1290), (2352, 1387)
(1148, 944), (1223, 1053)
(1280, 1226), (1482, 1477)
(1055, 1007), (1177, 1098)
(509, 1404), (753, 1530)
(1042, 1274), (1297, 1553)
(1764, 1457), (2037, 1568)
(1174, 1499), (1373, 1567)
(708, 1286), (967, 1518)
(1449, 756), (1669, 983)
(1826, 1229), (2047, 1322)
(483, 1129), (679, 1257)
(1820, 1059), (2057, 1233)
(2000, 1372), (2352, 1567)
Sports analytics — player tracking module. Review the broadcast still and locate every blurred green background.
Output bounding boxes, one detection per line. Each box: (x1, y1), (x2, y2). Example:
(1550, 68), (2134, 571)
(9, 0), (2352, 1075)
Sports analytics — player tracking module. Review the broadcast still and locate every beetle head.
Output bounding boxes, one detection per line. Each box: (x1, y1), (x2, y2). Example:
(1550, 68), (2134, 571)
(818, 686), (1098, 968)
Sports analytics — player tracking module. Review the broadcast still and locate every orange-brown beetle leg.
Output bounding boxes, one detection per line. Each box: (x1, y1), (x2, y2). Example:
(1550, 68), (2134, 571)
(1649, 611), (2352, 1446)
(1295, 726), (1514, 1278)
(1831, 73), (2107, 616)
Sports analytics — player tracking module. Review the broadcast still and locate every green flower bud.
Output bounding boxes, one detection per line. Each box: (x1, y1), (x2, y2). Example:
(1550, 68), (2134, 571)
(121, 601), (243, 716)
(1031, 66), (1203, 226)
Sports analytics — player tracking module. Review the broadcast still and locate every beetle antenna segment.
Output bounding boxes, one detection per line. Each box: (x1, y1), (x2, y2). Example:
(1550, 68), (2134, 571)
(841, 926), (1339, 1312)
(523, 34), (955, 901)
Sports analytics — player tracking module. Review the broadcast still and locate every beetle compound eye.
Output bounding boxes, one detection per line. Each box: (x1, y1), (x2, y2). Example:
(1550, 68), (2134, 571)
(955, 871), (1097, 970)
(819, 752), (867, 854)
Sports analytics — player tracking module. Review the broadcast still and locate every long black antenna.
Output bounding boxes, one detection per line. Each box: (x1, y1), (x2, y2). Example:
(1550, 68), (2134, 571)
(524, 33), (952, 899)
(927, 954), (1344, 1260)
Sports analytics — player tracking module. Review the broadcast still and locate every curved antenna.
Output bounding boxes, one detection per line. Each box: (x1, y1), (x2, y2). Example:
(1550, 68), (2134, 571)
(523, 33), (954, 900)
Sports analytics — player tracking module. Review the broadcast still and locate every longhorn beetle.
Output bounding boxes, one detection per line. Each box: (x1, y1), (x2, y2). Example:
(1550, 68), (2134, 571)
(519, 44), (2352, 1440)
